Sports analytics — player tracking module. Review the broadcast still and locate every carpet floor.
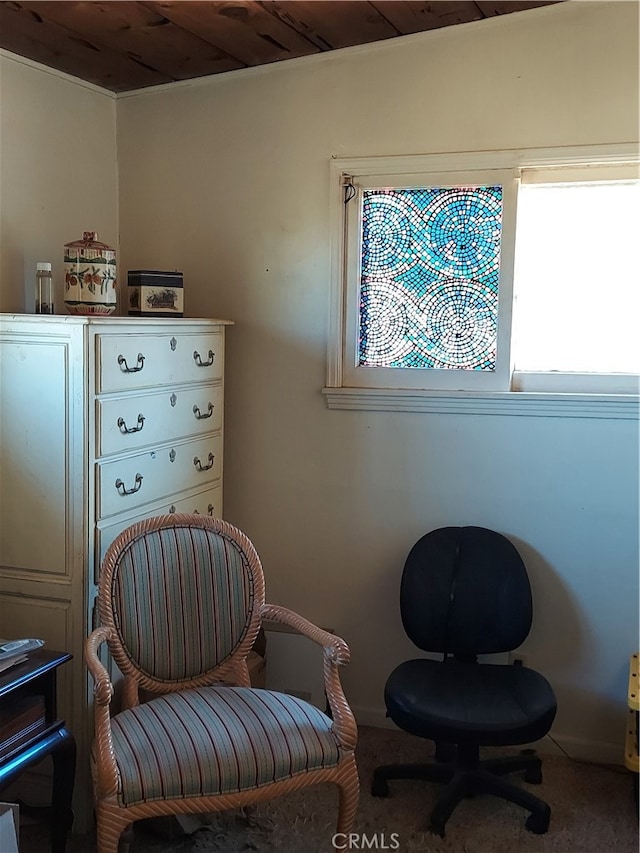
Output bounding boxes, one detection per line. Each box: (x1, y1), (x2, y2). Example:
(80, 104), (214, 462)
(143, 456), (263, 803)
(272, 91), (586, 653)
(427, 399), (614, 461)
(18, 725), (638, 852)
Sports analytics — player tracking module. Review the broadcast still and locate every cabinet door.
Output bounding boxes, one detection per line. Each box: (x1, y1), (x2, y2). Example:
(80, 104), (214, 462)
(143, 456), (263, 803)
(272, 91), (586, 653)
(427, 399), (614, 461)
(0, 592), (74, 716)
(0, 339), (69, 574)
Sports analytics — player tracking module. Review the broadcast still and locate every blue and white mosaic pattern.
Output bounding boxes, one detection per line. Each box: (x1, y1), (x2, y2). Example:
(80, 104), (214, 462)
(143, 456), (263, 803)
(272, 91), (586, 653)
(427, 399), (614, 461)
(359, 187), (503, 370)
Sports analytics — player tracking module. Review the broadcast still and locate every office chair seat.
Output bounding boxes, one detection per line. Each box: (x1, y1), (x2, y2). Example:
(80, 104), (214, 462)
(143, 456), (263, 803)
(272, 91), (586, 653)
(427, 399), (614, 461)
(372, 526), (557, 837)
(385, 658), (557, 746)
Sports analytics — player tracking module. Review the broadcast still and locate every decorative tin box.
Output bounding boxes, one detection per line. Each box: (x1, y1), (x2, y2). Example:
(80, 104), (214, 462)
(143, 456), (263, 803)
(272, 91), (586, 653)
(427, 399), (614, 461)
(128, 270), (184, 317)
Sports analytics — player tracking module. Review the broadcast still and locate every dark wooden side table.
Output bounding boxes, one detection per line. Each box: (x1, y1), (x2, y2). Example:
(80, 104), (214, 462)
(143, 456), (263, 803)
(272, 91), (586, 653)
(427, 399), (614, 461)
(0, 649), (76, 853)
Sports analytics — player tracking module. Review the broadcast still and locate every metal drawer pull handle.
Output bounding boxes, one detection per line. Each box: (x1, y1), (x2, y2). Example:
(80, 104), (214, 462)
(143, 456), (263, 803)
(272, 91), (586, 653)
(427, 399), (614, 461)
(117, 414), (145, 434)
(169, 505), (176, 513)
(193, 349), (214, 367)
(193, 402), (214, 420)
(115, 473), (143, 495)
(193, 453), (215, 471)
(207, 504), (215, 517)
(118, 353), (145, 373)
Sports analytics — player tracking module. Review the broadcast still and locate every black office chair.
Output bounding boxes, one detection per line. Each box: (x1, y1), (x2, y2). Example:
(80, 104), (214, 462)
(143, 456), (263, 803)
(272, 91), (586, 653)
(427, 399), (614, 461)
(372, 526), (557, 836)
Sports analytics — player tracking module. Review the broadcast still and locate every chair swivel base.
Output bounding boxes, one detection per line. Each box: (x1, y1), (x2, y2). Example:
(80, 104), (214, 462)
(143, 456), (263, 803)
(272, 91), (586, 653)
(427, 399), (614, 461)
(371, 748), (550, 837)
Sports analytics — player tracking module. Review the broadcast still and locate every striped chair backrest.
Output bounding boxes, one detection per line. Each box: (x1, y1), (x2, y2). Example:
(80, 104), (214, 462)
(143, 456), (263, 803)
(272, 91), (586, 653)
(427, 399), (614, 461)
(108, 522), (256, 682)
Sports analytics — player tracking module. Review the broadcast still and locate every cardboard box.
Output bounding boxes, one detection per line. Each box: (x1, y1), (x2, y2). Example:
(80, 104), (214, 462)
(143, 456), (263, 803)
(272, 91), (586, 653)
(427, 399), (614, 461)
(128, 270), (184, 317)
(0, 803), (19, 853)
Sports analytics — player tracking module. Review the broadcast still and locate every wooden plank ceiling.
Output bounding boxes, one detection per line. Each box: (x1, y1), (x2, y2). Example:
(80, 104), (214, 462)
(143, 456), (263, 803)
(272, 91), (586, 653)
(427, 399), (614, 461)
(0, 1), (562, 93)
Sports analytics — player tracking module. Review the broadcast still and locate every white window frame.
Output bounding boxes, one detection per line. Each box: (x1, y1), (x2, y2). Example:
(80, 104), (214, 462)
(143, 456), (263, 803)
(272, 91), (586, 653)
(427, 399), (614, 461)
(343, 169), (518, 392)
(324, 145), (640, 420)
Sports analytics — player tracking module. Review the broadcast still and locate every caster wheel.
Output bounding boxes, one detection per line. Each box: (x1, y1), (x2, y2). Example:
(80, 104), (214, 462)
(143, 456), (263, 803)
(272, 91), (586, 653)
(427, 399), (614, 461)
(371, 776), (389, 797)
(525, 805), (550, 834)
(524, 766), (543, 784)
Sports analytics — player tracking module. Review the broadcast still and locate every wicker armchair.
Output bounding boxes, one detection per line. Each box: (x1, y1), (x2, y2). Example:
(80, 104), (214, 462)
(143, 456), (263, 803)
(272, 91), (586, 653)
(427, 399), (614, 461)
(85, 514), (358, 853)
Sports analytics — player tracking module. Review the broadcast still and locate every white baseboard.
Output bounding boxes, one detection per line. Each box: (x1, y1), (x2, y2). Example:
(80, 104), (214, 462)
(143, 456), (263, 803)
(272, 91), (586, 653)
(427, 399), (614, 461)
(352, 706), (624, 767)
(551, 734), (625, 766)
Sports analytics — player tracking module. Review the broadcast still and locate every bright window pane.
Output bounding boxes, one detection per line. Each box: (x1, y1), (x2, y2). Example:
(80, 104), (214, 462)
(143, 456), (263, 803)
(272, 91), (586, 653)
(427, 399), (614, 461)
(512, 181), (640, 373)
(359, 187), (503, 370)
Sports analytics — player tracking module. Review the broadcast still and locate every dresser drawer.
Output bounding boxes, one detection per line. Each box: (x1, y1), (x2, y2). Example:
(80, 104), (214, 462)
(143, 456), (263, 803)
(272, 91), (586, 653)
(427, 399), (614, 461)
(95, 485), (222, 578)
(97, 331), (224, 392)
(97, 385), (223, 456)
(166, 488), (223, 518)
(97, 435), (222, 519)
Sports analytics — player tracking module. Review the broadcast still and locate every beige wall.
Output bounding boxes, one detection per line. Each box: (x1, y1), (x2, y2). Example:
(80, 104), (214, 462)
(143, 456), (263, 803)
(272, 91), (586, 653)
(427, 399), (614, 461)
(0, 56), (117, 313)
(114, 0), (639, 761)
(1, 1), (638, 762)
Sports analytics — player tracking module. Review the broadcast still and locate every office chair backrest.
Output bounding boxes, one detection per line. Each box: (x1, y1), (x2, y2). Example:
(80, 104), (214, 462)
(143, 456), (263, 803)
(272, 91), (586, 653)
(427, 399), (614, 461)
(99, 514), (265, 685)
(400, 526), (532, 658)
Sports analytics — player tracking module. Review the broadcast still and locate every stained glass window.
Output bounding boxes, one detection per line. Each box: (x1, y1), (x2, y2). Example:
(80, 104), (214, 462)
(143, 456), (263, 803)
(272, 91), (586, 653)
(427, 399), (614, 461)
(359, 186), (503, 370)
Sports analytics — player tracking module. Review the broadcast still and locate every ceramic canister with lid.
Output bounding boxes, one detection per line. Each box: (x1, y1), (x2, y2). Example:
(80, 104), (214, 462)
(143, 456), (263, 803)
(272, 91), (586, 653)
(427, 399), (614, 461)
(64, 231), (117, 315)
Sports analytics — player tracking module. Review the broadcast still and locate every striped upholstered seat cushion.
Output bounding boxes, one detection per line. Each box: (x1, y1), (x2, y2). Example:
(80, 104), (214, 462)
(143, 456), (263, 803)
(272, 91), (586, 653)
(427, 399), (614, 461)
(110, 685), (340, 806)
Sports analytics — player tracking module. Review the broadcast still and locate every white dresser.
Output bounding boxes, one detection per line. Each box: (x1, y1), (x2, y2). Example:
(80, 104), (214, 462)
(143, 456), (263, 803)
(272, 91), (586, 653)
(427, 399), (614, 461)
(0, 314), (232, 830)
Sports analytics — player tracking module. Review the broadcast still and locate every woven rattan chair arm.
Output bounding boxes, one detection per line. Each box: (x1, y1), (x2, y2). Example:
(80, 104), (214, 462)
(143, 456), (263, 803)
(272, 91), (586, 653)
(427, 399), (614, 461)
(260, 603), (357, 751)
(323, 657), (358, 751)
(85, 626), (115, 706)
(85, 626), (121, 798)
(261, 603), (350, 665)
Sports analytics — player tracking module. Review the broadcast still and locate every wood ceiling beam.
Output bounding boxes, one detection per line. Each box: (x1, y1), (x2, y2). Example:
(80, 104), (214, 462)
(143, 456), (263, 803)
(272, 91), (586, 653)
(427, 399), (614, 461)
(144, 1), (322, 68)
(0, 0), (565, 92)
(0, 1), (172, 90)
(14, 1), (244, 85)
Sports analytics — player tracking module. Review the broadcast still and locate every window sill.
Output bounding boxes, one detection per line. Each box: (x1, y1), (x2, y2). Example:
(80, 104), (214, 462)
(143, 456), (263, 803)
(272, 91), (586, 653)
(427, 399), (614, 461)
(322, 387), (639, 420)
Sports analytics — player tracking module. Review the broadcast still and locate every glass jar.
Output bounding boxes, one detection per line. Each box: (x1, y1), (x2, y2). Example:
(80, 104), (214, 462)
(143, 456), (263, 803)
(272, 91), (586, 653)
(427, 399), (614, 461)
(35, 262), (54, 314)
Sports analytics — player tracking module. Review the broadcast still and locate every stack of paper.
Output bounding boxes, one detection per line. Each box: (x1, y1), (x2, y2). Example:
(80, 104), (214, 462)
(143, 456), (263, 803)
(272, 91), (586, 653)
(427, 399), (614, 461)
(0, 639), (44, 673)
